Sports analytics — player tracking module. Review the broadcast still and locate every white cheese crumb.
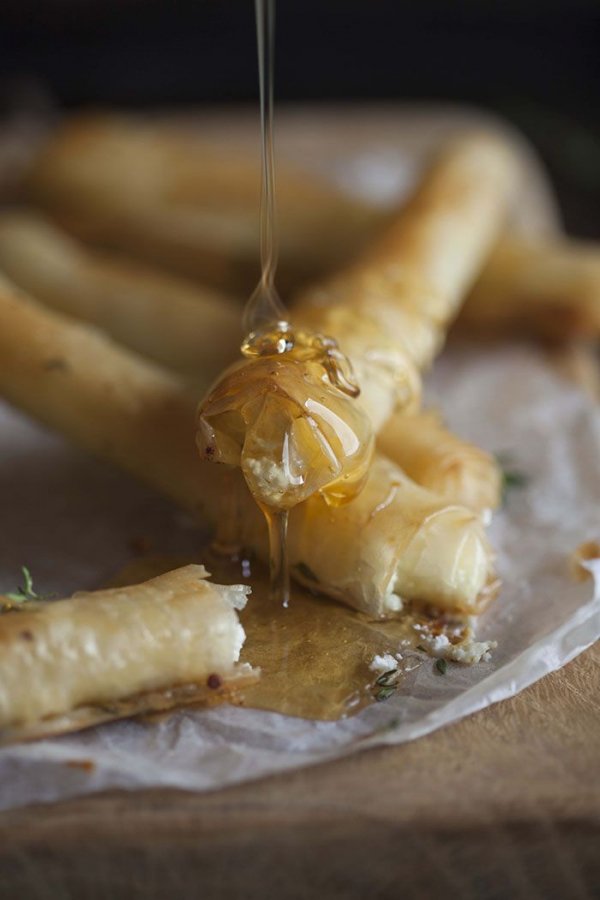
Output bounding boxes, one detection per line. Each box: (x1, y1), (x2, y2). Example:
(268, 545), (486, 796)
(383, 573), (404, 613)
(415, 627), (497, 664)
(244, 458), (285, 490)
(369, 653), (402, 673)
(429, 634), (451, 652)
(244, 458), (303, 501)
(445, 640), (497, 664)
(369, 653), (397, 673)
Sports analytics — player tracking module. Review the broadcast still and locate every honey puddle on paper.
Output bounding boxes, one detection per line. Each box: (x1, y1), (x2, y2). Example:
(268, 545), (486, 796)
(108, 553), (423, 721)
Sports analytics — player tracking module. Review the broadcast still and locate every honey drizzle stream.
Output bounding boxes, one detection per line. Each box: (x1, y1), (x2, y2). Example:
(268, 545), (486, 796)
(244, 0), (290, 606)
(243, 0), (287, 335)
(259, 504), (290, 608)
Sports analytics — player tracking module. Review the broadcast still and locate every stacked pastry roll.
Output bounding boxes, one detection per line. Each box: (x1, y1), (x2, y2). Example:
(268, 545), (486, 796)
(0, 119), (522, 621)
(0, 271), (496, 618)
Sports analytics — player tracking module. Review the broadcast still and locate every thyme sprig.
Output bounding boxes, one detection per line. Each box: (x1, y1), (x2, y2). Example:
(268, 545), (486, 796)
(2, 566), (54, 612)
(375, 668), (399, 687)
(374, 665), (403, 701)
(376, 685), (397, 702)
(6, 566), (39, 603)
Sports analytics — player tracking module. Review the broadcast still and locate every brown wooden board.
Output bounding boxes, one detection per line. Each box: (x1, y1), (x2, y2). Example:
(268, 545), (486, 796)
(0, 640), (598, 899)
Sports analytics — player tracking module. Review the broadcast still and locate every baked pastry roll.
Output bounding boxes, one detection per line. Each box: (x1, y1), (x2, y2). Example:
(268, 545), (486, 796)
(0, 565), (253, 743)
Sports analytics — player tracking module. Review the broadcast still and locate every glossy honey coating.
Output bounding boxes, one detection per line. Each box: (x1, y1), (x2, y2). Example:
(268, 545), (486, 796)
(196, 322), (374, 511)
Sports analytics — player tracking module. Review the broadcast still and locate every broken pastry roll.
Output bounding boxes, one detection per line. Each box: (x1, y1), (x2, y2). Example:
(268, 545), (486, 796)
(459, 235), (600, 341)
(0, 565), (254, 743)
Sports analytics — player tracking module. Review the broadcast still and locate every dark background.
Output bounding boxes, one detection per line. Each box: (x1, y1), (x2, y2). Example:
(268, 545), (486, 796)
(0, 0), (599, 234)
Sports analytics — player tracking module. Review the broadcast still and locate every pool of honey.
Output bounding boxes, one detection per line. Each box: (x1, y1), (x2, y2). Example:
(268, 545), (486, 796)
(108, 551), (423, 721)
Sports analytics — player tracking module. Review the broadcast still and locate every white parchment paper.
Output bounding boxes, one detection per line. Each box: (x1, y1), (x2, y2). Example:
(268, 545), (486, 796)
(0, 341), (597, 812)
(0, 109), (598, 811)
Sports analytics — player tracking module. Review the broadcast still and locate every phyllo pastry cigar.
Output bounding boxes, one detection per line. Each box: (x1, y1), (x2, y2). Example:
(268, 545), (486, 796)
(295, 134), (520, 426)
(22, 113), (381, 292)
(0, 210), (241, 383)
(377, 410), (502, 514)
(289, 456), (496, 618)
(459, 235), (600, 341)
(0, 565), (253, 741)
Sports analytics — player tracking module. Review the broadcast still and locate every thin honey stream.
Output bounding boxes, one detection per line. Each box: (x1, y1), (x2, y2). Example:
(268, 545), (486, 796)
(243, 0), (285, 335)
(242, 0), (292, 605)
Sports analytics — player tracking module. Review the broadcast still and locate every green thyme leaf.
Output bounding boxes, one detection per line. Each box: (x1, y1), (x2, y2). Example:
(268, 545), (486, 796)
(6, 566), (39, 603)
(376, 685), (397, 702)
(375, 668), (399, 687)
(22, 566), (36, 597)
(435, 658), (448, 675)
(3, 567), (55, 612)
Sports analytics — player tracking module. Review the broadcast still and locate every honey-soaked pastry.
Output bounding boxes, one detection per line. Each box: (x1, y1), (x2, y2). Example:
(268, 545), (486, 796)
(197, 323), (373, 510)
(197, 317), (374, 605)
(0, 215), (503, 516)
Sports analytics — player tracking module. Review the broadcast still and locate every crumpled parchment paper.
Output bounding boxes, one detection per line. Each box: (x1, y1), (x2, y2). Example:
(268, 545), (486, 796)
(0, 108), (598, 811)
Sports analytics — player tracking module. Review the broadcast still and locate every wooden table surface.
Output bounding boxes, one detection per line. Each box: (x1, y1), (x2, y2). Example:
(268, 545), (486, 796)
(0, 639), (598, 899)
